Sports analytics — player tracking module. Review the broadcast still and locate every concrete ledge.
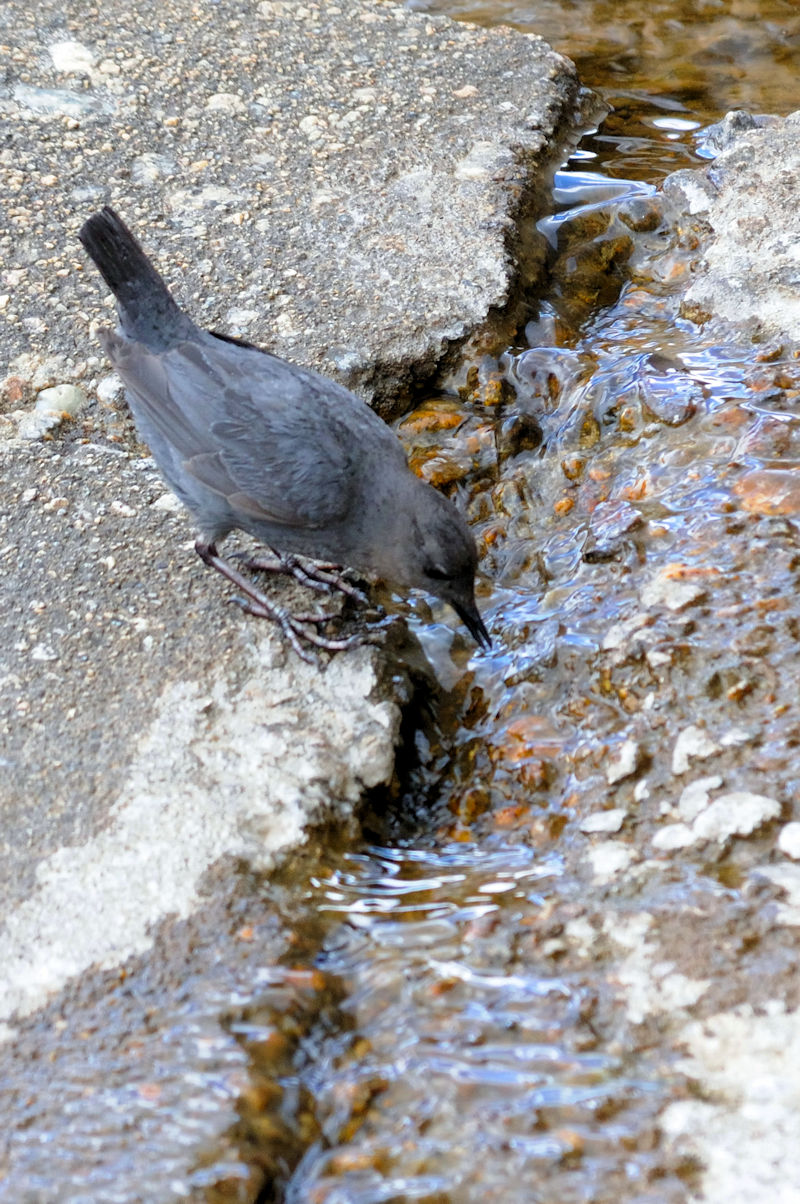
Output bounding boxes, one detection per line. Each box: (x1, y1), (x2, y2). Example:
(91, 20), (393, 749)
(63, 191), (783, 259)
(0, 437), (422, 1030)
(1, 0), (588, 414)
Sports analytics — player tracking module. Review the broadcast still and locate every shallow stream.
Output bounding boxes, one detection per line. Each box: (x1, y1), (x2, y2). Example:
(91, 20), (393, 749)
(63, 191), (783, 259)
(225, 4), (800, 1201)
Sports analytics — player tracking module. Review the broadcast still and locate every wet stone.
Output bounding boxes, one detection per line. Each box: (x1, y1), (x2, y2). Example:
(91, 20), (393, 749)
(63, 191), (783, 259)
(672, 726), (722, 775)
(617, 195), (664, 233)
(641, 564), (710, 612)
(677, 776), (723, 823)
(652, 823), (695, 851)
(587, 841), (634, 881)
(580, 808), (627, 834)
(751, 864), (800, 925)
(638, 363), (700, 426)
(582, 498), (643, 562)
(601, 612), (652, 652)
(495, 410), (543, 461)
(778, 823), (800, 860)
(693, 792), (781, 843)
(734, 468), (800, 516)
(605, 737), (641, 784)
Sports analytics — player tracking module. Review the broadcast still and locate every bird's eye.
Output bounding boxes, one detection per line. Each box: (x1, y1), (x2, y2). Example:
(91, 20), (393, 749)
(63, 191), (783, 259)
(424, 563), (451, 581)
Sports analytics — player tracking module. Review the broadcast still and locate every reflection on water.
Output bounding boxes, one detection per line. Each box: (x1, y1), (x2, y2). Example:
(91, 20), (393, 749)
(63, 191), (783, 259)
(394, 163), (800, 822)
(284, 844), (684, 1202)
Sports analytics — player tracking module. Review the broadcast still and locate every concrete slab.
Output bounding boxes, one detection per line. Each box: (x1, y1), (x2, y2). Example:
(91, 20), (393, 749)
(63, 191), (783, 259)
(0, 0), (587, 415)
(0, 437), (422, 1030)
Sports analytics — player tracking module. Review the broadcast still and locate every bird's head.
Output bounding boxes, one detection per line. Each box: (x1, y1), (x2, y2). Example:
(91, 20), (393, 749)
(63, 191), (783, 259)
(387, 481), (491, 650)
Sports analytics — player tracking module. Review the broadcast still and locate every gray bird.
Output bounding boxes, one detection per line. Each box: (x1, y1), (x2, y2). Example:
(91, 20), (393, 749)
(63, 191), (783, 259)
(78, 207), (490, 659)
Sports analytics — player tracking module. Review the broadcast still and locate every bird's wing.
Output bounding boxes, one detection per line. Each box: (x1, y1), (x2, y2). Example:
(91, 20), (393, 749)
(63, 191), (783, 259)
(104, 331), (385, 529)
(189, 395), (355, 529)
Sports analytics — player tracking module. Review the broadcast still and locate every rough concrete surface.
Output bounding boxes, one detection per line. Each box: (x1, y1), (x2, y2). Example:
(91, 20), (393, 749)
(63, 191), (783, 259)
(0, 426), (426, 1202)
(0, 0), (586, 415)
(0, 436), (417, 1031)
(663, 109), (800, 343)
(0, 0), (588, 1198)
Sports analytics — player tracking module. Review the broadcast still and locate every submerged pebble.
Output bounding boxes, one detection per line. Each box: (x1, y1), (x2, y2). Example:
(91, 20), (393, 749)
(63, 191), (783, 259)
(692, 792), (780, 842)
(778, 823), (800, 860)
(672, 726), (721, 775)
(580, 808), (627, 834)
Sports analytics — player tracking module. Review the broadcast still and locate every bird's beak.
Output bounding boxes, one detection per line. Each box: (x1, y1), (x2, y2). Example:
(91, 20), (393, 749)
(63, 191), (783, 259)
(453, 598), (492, 650)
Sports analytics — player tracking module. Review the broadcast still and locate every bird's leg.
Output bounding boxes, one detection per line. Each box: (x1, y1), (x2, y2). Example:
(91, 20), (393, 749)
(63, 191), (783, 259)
(195, 541), (364, 663)
(235, 548), (369, 603)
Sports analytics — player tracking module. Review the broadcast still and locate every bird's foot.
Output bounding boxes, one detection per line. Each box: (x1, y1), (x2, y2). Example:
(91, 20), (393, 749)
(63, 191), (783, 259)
(196, 540), (364, 664)
(235, 549), (369, 603)
(230, 595), (363, 663)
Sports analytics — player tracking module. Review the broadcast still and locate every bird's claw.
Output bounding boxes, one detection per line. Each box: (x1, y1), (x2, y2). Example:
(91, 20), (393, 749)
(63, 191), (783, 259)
(198, 541), (371, 663)
(230, 595), (364, 663)
(235, 549), (369, 603)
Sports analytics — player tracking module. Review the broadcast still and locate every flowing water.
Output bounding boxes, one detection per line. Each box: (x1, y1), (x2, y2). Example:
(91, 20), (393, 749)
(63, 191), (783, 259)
(231, 4), (800, 1201)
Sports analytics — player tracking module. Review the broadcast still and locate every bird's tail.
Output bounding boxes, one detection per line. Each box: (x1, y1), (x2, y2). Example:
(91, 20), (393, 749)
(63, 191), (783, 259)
(79, 207), (196, 350)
